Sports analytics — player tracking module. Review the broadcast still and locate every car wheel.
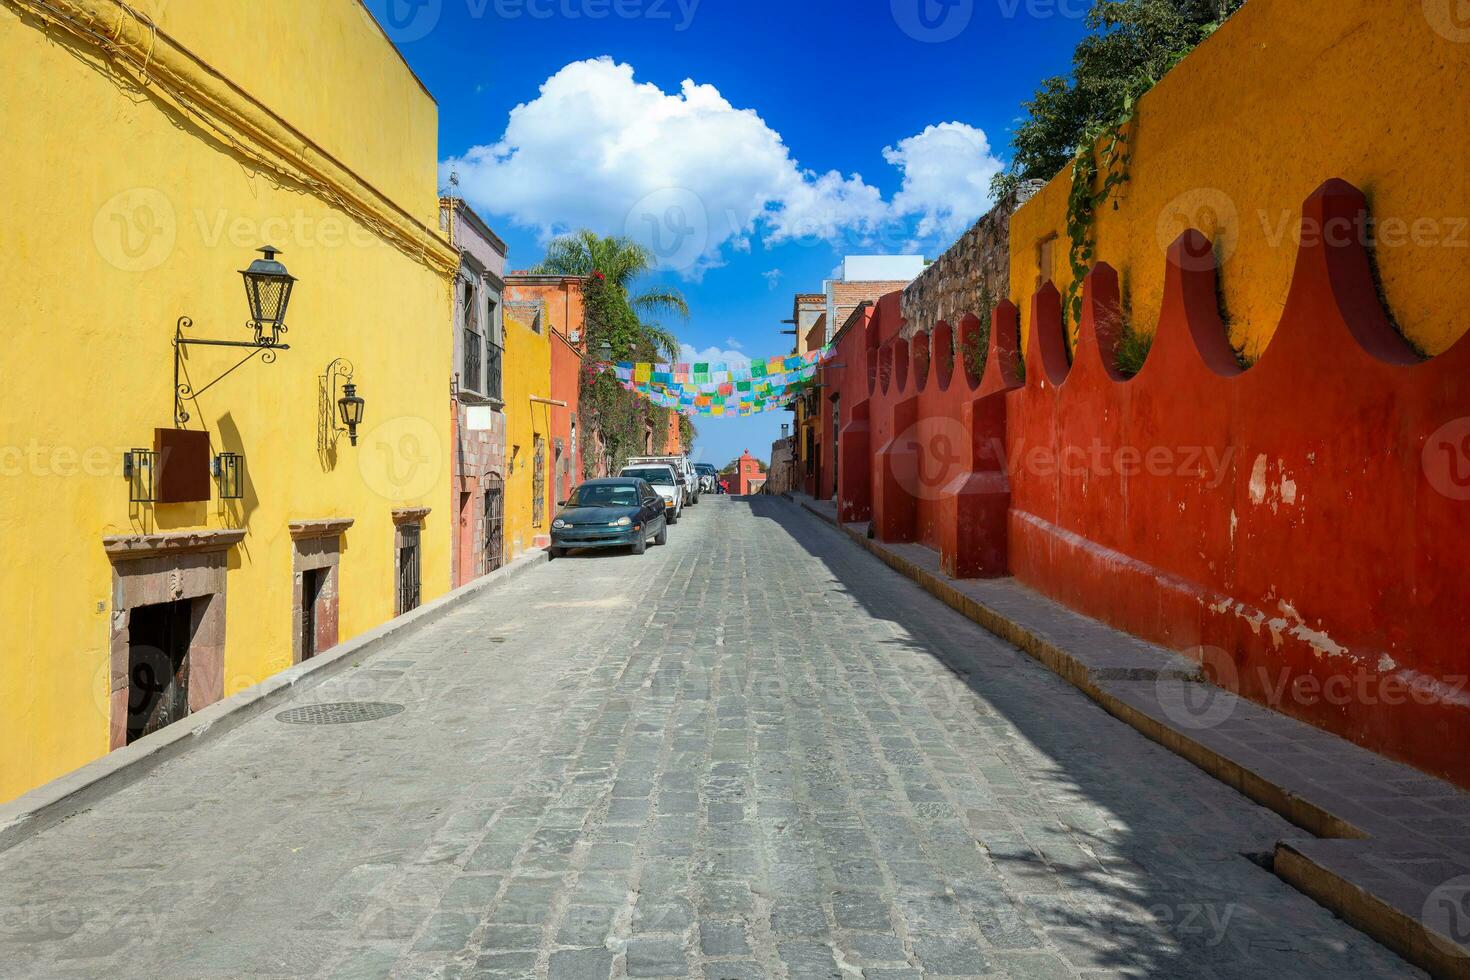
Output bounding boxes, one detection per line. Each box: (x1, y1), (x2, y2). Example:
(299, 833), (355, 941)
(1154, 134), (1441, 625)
(654, 521), (667, 546)
(548, 547), (562, 560)
(631, 533), (647, 555)
(667, 509), (678, 525)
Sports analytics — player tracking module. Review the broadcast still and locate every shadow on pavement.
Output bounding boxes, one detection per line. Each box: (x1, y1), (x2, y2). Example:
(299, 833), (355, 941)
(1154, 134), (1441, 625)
(738, 493), (1407, 979)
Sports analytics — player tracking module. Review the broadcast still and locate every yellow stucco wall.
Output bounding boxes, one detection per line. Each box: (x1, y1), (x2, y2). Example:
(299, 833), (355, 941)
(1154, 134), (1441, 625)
(501, 308), (553, 560)
(1009, 0), (1470, 360)
(0, 0), (455, 801)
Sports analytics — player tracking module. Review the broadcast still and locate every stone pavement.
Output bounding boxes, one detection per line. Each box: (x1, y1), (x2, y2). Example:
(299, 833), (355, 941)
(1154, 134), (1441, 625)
(0, 497), (1422, 979)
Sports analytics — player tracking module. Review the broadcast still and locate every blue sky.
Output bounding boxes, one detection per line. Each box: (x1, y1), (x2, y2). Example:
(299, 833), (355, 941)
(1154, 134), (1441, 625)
(367, 0), (1088, 468)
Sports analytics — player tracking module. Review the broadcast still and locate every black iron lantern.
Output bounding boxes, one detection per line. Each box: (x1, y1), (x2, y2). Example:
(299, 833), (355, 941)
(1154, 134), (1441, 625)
(337, 383), (365, 446)
(595, 341), (613, 363)
(240, 245), (296, 346)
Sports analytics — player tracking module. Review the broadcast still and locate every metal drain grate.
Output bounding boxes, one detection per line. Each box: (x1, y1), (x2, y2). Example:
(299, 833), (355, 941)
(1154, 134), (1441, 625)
(275, 702), (406, 725)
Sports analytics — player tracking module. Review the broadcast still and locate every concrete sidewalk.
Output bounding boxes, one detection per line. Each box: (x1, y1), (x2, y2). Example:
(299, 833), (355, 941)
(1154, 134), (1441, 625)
(788, 491), (1470, 979)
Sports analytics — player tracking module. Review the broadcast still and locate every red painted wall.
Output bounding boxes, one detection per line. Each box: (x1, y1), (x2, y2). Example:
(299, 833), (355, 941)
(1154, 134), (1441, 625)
(824, 180), (1470, 789)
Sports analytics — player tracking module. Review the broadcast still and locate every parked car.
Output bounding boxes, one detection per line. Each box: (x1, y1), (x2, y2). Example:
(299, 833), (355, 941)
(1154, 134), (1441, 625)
(549, 478), (668, 558)
(627, 454), (699, 505)
(618, 463), (684, 524)
(694, 463), (719, 494)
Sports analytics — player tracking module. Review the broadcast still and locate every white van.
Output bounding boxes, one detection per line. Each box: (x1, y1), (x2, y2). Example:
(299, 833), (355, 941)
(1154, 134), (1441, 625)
(618, 463), (684, 524)
(626, 455), (699, 505)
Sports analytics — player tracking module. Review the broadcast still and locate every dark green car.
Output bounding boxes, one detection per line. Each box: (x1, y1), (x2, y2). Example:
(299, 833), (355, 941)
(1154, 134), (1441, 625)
(548, 478), (669, 558)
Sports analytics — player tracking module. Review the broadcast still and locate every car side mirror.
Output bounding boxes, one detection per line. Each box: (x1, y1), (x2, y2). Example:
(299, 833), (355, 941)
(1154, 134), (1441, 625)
(557, 500), (568, 507)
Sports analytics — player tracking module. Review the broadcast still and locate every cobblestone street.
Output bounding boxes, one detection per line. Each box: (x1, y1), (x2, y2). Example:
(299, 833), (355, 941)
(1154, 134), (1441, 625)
(0, 498), (1419, 979)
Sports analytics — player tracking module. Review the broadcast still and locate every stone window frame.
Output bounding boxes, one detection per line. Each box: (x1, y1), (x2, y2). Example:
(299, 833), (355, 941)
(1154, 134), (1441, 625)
(288, 519), (353, 664)
(393, 508), (431, 615)
(102, 529), (245, 750)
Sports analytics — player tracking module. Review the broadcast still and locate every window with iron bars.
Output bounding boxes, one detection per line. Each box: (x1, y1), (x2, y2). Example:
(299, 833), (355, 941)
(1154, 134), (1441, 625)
(462, 280), (482, 394)
(532, 435), (546, 527)
(484, 338), (503, 402)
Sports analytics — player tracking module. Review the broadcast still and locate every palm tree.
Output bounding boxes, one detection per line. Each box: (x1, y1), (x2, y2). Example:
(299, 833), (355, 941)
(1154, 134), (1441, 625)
(535, 231), (687, 358)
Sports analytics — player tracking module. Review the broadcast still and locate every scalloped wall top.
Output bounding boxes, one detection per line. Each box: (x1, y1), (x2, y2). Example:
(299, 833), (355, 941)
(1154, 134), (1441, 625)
(1073, 263), (1127, 384)
(1027, 283), (1070, 388)
(978, 302), (1023, 399)
(1155, 229), (1243, 379)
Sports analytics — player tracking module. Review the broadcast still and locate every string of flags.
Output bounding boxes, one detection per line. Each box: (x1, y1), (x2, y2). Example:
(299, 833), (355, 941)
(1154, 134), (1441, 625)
(606, 345), (833, 417)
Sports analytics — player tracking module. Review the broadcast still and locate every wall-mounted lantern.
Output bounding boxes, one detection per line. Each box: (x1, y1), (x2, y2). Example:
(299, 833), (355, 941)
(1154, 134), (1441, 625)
(781, 424), (790, 438)
(240, 246), (297, 347)
(174, 246), (295, 426)
(338, 383), (365, 446)
(124, 449), (157, 503)
(324, 358), (364, 448)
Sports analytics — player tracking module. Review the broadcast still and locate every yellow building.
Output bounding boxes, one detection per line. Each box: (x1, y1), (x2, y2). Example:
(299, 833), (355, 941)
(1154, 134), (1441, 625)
(499, 301), (554, 560)
(0, 0), (458, 801)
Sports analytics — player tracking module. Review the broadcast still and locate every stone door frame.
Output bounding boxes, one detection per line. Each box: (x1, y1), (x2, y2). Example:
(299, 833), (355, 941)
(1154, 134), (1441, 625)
(289, 519), (353, 664)
(102, 529), (245, 750)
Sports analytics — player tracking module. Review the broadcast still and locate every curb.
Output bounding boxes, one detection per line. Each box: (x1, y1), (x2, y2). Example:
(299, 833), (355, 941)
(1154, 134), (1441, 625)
(0, 549), (548, 856)
(1275, 840), (1470, 980)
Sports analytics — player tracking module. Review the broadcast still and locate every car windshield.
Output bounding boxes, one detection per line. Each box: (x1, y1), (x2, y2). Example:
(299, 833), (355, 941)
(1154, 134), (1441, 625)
(567, 485), (639, 508)
(622, 468), (674, 485)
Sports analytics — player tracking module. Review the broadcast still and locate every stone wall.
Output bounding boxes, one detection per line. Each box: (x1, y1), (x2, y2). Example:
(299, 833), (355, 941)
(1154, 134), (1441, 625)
(901, 181), (1044, 339)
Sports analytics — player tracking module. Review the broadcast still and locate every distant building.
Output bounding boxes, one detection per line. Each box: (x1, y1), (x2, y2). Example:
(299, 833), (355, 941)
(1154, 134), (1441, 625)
(733, 450), (766, 495)
(441, 198), (508, 588)
(792, 256), (924, 500)
(822, 255), (927, 345)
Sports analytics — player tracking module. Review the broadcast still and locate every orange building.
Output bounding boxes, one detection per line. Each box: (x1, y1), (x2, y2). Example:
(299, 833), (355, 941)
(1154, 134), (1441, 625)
(504, 274), (587, 504)
(734, 450), (766, 495)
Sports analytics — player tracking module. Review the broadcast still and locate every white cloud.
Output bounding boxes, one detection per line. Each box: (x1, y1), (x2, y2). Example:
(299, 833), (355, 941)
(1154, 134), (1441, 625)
(884, 122), (1005, 244)
(725, 337), (745, 350)
(679, 343), (750, 368)
(443, 60), (1007, 274)
(761, 269), (783, 291)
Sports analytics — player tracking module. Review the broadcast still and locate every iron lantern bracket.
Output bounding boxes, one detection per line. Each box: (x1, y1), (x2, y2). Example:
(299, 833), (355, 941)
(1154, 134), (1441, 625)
(173, 315), (289, 426)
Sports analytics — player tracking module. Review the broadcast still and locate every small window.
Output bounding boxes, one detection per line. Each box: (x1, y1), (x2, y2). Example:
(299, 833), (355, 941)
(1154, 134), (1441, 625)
(1036, 235), (1057, 289)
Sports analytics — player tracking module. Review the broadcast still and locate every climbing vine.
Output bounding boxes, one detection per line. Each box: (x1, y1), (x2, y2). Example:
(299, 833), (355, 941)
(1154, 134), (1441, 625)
(578, 275), (679, 478)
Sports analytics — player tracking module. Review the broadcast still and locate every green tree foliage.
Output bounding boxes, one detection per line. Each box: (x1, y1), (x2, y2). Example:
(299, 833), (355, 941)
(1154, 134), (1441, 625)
(536, 231), (691, 477)
(992, 0), (1245, 197)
